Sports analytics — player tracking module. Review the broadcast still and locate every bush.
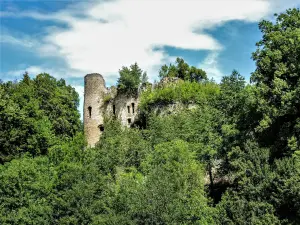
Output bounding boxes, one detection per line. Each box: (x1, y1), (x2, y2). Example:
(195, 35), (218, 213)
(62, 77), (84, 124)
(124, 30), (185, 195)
(139, 81), (220, 111)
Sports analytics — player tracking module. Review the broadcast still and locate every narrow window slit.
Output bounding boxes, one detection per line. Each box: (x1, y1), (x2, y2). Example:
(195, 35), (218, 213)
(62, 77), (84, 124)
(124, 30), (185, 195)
(88, 106), (92, 118)
(127, 106), (130, 113)
(132, 103), (135, 113)
(113, 105), (116, 115)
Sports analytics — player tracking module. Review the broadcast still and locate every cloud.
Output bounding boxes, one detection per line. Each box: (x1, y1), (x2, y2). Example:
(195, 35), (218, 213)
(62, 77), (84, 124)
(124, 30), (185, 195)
(39, 0), (269, 81)
(0, 26), (42, 49)
(2, 0), (300, 83)
(198, 52), (224, 82)
(0, 34), (35, 48)
(2, 0), (299, 119)
(1, 66), (43, 81)
(3, 65), (84, 80)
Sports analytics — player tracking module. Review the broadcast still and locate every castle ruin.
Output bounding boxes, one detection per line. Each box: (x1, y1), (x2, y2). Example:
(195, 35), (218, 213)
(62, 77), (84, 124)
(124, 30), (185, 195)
(83, 73), (140, 147)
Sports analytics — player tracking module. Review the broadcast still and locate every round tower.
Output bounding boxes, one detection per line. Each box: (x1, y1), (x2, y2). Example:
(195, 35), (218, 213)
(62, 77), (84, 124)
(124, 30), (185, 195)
(83, 73), (106, 147)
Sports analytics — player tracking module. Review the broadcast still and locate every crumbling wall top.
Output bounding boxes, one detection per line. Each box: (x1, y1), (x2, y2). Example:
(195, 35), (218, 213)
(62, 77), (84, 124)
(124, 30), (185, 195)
(84, 73), (104, 78)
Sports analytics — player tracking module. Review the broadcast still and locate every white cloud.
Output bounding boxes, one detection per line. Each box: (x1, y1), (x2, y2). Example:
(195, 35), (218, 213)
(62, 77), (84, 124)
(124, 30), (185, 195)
(0, 34), (35, 48)
(40, 0), (269, 81)
(3, 66), (43, 79)
(2, 0), (299, 119)
(198, 52), (224, 82)
(2, 0), (300, 82)
(4, 65), (84, 79)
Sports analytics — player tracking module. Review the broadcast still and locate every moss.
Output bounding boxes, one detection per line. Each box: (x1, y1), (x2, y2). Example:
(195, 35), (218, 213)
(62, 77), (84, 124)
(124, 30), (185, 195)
(103, 94), (112, 103)
(139, 81), (220, 112)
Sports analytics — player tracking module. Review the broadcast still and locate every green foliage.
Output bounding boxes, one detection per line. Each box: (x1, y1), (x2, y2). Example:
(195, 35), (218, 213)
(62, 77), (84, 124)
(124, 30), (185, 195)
(159, 57), (207, 82)
(220, 139), (300, 224)
(215, 141), (280, 224)
(0, 73), (81, 163)
(34, 74), (81, 138)
(1, 8), (300, 225)
(0, 156), (55, 225)
(94, 118), (151, 174)
(218, 70), (245, 118)
(140, 80), (219, 111)
(103, 94), (112, 103)
(217, 192), (280, 225)
(0, 121), (217, 224)
(141, 72), (149, 85)
(251, 8), (300, 158)
(117, 63), (146, 94)
(269, 157), (300, 224)
(0, 134), (110, 225)
(113, 140), (216, 224)
(146, 107), (223, 162)
(227, 141), (274, 196)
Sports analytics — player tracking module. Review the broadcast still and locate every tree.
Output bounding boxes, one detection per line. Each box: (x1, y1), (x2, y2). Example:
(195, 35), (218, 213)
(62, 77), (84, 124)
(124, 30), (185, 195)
(217, 70), (247, 165)
(0, 75), (56, 162)
(250, 8), (300, 158)
(219, 70), (245, 114)
(159, 57), (207, 82)
(0, 156), (55, 224)
(1, 8), (300, 224)
(34, 73), (81, 138)
(268, 156), (300, 224)
(141, 72), (149, 85)
(94, 118), (150, 175)
(145, 107), (224, 192)
(0, 73), (81, 163)
(217, 192), (280, 225)
(217, 139), (300, 224)
(113, 140), (216, 224)
(216, 141), (279, 224)
(117, 63), (145, 94)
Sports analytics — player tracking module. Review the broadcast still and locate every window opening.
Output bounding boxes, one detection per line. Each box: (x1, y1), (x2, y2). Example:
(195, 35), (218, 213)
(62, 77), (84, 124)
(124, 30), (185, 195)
(132, 103), (135, 113)
(127, 106), (130, 113)
(113, 105), (116, 115)
(88, 106), (92, 118)
(98, 124), (104, 132)
(128, 118), (131, 124)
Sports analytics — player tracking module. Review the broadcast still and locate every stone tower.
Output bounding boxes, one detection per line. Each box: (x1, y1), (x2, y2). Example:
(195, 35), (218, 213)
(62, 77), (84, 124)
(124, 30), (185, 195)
(84, 73), (141, 147)
(83, 73), (106, 147)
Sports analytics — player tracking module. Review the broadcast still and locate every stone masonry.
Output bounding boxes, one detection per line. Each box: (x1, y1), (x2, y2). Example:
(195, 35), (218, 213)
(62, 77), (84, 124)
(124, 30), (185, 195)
(83, 73), (140, 147)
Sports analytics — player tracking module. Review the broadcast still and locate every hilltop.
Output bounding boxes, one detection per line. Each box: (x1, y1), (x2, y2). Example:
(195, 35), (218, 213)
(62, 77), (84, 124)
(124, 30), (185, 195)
(0, 9), (299, 224)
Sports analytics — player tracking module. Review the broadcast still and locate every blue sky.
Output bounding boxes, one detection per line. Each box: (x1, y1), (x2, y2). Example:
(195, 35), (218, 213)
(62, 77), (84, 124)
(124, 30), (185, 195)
(1, 0), (300, 118)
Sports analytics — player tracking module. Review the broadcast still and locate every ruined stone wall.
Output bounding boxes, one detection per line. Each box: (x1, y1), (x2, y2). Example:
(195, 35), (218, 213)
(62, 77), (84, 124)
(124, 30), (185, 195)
(83, 73), (107, 147)
(84, 73), (140, 147)
(150, 102), (198, 116)
(83, 73), (186, 147)
(105, 94), (140, 127)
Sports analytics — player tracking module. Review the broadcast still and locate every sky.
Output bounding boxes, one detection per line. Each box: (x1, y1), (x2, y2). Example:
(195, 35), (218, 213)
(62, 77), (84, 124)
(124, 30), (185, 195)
(1, 0), (300, 119)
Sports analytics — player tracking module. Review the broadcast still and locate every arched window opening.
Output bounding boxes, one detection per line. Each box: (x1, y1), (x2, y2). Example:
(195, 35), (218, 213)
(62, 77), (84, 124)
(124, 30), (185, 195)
(88, 106), (92, 118)
(132, 103), (135, 113)
(127, 106), (130, 114)
(98, 124), (104, 132)
(127, 118), (131, 124)
(113, 105), (116, 115)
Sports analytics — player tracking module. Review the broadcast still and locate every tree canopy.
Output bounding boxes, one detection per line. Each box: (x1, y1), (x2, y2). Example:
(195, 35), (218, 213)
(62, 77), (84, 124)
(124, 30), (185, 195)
(0, 73), (81, 163)
(251, 8), (300, 159)
(159, 57), (207, 82)
(0, 8), (300, 225)
(117, 62), (147, 94)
